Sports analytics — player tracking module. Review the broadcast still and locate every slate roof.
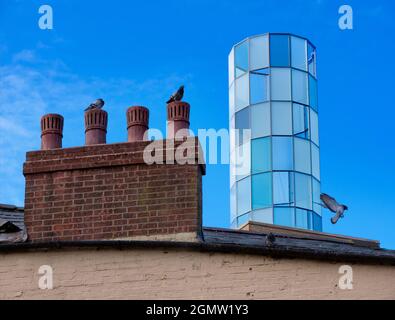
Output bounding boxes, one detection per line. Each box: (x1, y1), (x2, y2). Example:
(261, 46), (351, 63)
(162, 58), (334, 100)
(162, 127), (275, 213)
(0, 204), (27, 243)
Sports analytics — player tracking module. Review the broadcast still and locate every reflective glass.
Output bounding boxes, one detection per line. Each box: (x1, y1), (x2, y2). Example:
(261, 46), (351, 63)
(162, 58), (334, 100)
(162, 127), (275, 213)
(250, 71), (270, 104)
(238, 213), (250, 227)
(237, 176), (251, 215)
(308, 43), (316, 77)
(235, 140), (251, 180)
(312, 144), (320, 180)
(273, 172), (292, 205)
(235, 73), (249, 111)
(292, 70), (308, 105)
(272, 102), (292, 135)
(294, 138), (311, 174)
(272, 137), (293, 170)
(295, 173), (312, 210)
(270, 35), (290, 67)
(310, 110), (319, 146)
(295, 209), (308, 229)
(250, 35), (269, 70)
(235, 107), (250, 146)
(235, 40), (249, 77)
(271, 68), (291, 101)
(252, 173), (272, 209)
(293, 103), (309, 139)
(291, 37), (307, 71)
(229, 83), (235, 115)
(251, 208), (273, 224)
(312, 178), (321, 215)
(309, 75), (318, 111)
(230, 184), (236, 222)
(274, 207), (294, 227)
(229, 49), (235, 85)
(251, 103), (271, 138)
(312, 212), (322, 231)
(252, 138), (271, 174)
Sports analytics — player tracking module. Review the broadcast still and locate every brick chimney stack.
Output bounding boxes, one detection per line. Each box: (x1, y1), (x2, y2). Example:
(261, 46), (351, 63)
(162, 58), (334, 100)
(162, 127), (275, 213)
(40, 114), (64, 150)
(85, 108), (108, 145)
(127, 106), (149, 142)
(167, 101), (190, 139)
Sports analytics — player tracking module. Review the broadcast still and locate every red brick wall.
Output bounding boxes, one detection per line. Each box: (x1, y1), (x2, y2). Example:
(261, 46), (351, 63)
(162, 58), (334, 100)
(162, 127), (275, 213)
(23, 138), (204, 242)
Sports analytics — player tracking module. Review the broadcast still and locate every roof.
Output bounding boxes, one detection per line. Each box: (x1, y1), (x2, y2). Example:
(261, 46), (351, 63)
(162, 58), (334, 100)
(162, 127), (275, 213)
(0, 204), (27, 243)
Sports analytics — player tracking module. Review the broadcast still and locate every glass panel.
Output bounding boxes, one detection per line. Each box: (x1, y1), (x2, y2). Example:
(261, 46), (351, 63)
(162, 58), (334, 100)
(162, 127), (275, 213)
(272, 137), (293, 170)
(235, 73), (249, 111)
(293, 103), (309, 139)
(294, 138), (311, 174)
(250, 71), (270, 104)
(235, 140), (251, 180)
(229, 83), (235, 116)
(309, 75), (318, 111)
(252, 138), (271, 174)
(295, 209), (308, 229)
(312, 178), (321, 215)
(250, 35), (269, 70)
(235, 107), (250, 146)
(312, 144), (320, 180)
(230, 184), (236, 222)
(251, 103), (271, 138)
(295, 173), (312, 210)
(251, 208), (273, 224)
(292, 70), (308, 105)
(272, 102), (292, 135)
(235, 40), (249, 77)
(273, 172), (293, 206)
(308, 43), (316, 77)
(274, 207), (294, 227)
(271, 68), (291, 101)
(252, 173), (272, 210)
(237, 176), (251, 215)
(291, 36), (307, 71)
(270, 34), (290, 67)
(229, 48), (235, 85)
(312, 212), (322, 231)
(237, 213), (250, 227)
(310, 110), (319, 146)
(231, 219), (237, 229)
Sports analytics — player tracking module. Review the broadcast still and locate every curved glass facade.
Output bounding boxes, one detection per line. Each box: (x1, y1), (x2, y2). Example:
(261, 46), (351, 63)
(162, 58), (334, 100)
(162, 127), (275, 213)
(229, 33), (322, 231)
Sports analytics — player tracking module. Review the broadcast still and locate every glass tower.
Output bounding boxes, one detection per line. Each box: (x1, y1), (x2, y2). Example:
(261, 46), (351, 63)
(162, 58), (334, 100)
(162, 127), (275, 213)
(229, 33), (322, 231)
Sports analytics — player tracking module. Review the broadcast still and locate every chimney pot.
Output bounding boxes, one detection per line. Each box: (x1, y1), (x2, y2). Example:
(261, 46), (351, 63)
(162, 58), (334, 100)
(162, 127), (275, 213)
(84, 109), (108, 145)
(40, 114), (64, 150)
(167, 101), (190, 139)
(127, 106), (149, 142)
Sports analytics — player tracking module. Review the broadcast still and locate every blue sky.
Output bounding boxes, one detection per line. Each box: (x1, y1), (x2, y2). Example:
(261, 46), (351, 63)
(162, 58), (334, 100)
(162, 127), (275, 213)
(0, 0), (394, 248)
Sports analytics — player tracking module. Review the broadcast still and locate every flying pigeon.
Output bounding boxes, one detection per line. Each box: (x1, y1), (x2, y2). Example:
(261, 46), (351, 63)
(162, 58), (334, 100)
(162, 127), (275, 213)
(320, 193), (349, 225)
(166, 85), (184, 104)
(85, 98), (105, 111)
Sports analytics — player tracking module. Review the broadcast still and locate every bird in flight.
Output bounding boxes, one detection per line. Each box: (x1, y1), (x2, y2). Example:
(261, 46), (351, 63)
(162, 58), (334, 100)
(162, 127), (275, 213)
(320, 193), (349, 224)
(166, 85), (184, 104)
(85, 98), (105, 111)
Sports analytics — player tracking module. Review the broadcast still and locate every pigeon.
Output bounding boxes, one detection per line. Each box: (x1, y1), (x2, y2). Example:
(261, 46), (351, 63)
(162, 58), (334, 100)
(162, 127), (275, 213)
(265, 233), (276, 246)
(166, 85), (184, 104)
(85, 98), (105, 111)
(320, 193), (349, 225)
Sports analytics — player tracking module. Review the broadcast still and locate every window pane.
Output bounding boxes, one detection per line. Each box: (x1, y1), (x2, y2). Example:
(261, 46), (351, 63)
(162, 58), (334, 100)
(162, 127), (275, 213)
(309, 75), (318, 111)
(231, 184), (236, 222)
(252, 138), (271, 174)
(229, 48), (235, 85)
(251, 208), (273, 224)
(273, 172), (293, 206)
(235, 140), (251, 180)
(235, 40), (249, 77)
(252, 173), (272, 210)
(271, 68), (291, 101)
(292, 70), (308, 105)
(310, 110), (319, 146)
(293, 103), (309, 139)
(312, 144), (320, 180)
(229, 83), (235, 115)
(235, 73), (249, 111)
(272, 137), (293, 170)
(270, 35), (290, 67)
(237, 213), (250, 227)
(272, 102), (292, 135)
(291, 37), (307, 71)
(237, 176), (251, 215)
(295, 173), (312, 210)
(251, 103), (271, 138)
(274, 207), (294, 227)
(294, 138), (311, 174)
(250, 71), (270, 104)
(295, 209), (308, 229)
(235, 107), (250, 146)
(312, 178), (321, 215)
(308, 43), (316, 77)
(312, 212), (322, 231)
(250, 35), (269, 70)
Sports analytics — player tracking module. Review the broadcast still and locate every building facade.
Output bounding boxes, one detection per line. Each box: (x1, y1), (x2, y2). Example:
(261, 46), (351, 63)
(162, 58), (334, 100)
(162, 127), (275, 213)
(229, 33), (322, 231)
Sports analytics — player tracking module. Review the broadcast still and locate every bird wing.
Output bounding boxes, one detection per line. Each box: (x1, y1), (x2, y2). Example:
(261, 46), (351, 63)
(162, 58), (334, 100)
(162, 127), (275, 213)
(320, 193), (339, 213)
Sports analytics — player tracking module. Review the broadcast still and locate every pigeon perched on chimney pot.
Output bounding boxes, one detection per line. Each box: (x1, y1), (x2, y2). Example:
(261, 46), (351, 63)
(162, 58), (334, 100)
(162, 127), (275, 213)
(85, 98), (105, 112)
(166, 85), (184, 104)
(320, 193), (349, 224)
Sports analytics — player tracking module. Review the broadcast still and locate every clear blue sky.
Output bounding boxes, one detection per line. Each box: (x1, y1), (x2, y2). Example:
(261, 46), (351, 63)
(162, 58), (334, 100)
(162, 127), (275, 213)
(1, 0), (394, 248)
